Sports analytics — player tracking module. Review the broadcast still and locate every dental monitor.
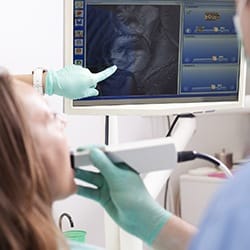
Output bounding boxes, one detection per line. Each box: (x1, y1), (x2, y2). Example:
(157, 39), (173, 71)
(64, 0), (246, 115)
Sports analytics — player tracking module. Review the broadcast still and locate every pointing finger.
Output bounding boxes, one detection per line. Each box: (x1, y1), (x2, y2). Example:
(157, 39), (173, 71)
(92, 65), (117, 83)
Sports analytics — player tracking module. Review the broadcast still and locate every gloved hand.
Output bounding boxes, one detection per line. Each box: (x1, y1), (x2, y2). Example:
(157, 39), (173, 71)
(45, 65), (117, 99)
(75, 147), (172, 246)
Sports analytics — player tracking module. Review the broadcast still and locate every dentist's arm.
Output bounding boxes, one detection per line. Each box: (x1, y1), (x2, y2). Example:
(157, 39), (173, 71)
(75, 147), (197, 250)
(153, 214), (197, 250)
(15, 73), (45, 91)
(15, 65), (117, 99)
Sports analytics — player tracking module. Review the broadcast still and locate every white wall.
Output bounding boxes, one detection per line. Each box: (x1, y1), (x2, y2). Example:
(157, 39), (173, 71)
(1, 0), (250, 248)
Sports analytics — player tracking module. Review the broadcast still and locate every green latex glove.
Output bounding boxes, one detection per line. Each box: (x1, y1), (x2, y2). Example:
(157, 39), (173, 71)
(75, 147), (172, 246)
(45, 65), (117, 99)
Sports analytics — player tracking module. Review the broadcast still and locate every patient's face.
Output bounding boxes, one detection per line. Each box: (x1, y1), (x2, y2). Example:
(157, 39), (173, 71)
(109, 5), (160, 73)
(15, 81), (76, 200)
(110, 35), (151, 72)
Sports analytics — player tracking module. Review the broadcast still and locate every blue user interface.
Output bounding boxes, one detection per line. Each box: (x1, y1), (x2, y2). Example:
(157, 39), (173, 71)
(181, 5), (238, 94)
(73, 0), (240, 105)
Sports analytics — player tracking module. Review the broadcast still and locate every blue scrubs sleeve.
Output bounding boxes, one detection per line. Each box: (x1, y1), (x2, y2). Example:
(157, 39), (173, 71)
(189, 163), (250, 250)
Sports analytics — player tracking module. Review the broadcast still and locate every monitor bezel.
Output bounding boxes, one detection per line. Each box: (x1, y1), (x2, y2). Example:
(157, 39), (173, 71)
(63, 0), (246, 116)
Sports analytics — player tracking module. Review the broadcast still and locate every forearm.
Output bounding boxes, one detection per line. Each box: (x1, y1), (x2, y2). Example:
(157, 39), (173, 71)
(152, 215), (197, 250)
(14, 73), (47, 92)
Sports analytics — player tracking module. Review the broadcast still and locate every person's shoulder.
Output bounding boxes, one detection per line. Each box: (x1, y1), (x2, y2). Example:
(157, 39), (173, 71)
(68, 240), (105, 250)
(188, 161), (250, 250)
(209, 161), (250, 207)
(222, 161), (250, 194)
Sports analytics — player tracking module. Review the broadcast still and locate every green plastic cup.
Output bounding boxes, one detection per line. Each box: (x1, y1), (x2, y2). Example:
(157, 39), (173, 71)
(63, 230), (87, 243)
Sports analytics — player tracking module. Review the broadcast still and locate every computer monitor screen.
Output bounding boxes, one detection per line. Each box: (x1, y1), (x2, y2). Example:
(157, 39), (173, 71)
(64, 0), (246, 115)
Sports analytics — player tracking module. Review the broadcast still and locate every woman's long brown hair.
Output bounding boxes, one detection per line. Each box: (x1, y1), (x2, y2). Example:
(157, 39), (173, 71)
(0, 69), (66, 250)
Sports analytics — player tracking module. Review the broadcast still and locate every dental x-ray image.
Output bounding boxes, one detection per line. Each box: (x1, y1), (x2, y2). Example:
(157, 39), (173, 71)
(86, 4), (180, 97)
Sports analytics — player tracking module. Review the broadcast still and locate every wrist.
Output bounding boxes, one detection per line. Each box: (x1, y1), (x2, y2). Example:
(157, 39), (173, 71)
(146, 208), (172, 246)
(14, 74), (33, 85)
(32, 68), (47, 95)
(42, 71), (47, 93)
(152, 214), (197, 250)
(45, 70), (55, 95)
